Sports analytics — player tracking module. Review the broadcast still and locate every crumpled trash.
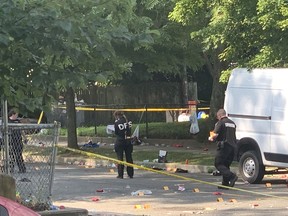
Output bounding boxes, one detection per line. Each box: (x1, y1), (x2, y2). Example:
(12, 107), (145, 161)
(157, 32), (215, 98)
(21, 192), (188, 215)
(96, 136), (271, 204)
(81, 140), (100, 148)
(213, 192), (222, 195)
(251, 203), (259, 208)
(178, 186), (185, 191)
(50, 205), (59, 210)
(175, 168), (188, 173)
(131, 190), (152, 196)
(91, 197), (100, 202)
(152, 166), (165, 171)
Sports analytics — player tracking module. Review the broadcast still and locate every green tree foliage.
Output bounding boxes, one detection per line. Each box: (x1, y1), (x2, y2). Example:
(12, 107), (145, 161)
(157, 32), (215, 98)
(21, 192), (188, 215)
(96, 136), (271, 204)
(0, 0), (157, 148)
(113, 0), (204, 104)
(0, 0), (155, 109)
(215, 0), (288, 75)
(170, 0), (288, 120)
(171, 0), (288, 70)
(169, 0), (228, 121)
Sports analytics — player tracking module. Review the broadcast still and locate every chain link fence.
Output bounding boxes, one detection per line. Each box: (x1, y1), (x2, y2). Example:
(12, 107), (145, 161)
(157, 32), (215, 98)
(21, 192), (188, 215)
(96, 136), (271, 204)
(0, 122), (60, 211)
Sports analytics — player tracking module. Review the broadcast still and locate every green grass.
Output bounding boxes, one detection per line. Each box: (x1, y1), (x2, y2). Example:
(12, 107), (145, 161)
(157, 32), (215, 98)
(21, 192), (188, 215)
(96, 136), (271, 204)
(56, 146), (215, 165)
(56, 119), (215, 165)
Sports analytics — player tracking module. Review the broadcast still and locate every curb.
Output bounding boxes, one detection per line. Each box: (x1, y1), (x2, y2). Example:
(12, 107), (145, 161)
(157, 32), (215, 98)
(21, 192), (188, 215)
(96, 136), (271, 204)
(38, 208), (88, 216)
(55, 156), (238, 174)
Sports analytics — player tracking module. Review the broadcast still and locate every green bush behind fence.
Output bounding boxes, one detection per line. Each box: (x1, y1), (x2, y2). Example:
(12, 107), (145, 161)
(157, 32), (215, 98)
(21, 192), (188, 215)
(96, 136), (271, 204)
(60, 119), (211, 143)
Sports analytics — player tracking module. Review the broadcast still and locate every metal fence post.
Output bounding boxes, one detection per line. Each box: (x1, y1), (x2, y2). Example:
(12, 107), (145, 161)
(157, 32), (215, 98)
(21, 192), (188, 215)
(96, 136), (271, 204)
(2, 100), (10, 174)
(48, 121), (61, 197)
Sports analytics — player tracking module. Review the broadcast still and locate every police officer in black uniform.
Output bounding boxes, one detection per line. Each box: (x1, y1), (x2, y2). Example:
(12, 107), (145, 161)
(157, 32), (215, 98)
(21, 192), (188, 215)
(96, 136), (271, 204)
(113, 111), (134, 179)
(209, 109), (237, 189)
(8, 109), (26, 173)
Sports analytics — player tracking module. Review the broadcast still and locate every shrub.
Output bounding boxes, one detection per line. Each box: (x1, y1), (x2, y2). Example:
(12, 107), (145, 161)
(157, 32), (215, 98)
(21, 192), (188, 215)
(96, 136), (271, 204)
(72, 118), (211, 143)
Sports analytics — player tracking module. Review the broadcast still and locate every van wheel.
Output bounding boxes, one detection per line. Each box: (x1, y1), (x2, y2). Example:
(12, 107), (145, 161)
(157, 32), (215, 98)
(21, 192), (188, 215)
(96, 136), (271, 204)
(239, 151), (265, 184)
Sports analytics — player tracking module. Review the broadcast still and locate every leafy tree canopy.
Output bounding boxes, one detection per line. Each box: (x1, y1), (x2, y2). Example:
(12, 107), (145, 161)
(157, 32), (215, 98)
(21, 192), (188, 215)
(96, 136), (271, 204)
(0, 0), (157, 112)
(113, 0), (204, 85)
(170, 0), (288, 82)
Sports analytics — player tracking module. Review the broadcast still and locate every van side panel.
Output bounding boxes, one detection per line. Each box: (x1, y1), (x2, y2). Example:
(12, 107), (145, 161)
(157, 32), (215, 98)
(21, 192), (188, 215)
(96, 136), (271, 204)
(225, 87), (272, 156)
(224, 68), (288, 168)
(226, 88), (272, 117)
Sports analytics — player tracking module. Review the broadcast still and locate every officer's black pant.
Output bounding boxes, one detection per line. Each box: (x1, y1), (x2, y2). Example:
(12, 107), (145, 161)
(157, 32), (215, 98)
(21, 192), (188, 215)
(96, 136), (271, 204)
(9, 144), (26, 173)
(114, 139), (134, 178)
(214, 142), (234, 184)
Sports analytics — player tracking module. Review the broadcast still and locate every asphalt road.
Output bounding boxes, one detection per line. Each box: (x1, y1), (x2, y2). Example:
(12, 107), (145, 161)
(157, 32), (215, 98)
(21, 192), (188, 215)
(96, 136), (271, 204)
(51, 164), (288, 216)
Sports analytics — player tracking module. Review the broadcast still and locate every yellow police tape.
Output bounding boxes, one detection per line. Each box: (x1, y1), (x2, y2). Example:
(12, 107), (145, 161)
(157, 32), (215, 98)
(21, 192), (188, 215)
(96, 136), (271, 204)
(37, 111), (44, 124)
(65, 147), (288, 200)
(58, 106), (210, 112)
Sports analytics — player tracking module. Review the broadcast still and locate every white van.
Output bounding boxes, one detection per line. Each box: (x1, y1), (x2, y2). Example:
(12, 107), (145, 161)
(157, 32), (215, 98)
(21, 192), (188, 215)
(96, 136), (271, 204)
(224, 68), (288, 183)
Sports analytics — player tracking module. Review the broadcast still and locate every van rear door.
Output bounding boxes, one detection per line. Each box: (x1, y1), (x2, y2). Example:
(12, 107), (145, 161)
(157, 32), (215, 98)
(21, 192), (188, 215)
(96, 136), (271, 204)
(268, 90), (288, 164)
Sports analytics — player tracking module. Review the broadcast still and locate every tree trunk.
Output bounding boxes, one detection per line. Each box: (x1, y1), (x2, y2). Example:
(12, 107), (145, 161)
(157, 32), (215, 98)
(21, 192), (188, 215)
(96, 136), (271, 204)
(181, 63), (189, 105)
(204, 51), (227, 129)
(209, 70), (226, 125)
(66, 87), (79, 149)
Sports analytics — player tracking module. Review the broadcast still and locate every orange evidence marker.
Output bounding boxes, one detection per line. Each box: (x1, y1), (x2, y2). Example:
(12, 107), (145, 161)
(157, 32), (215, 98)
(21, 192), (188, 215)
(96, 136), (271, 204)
(163, 186), (169, 190)
(217, 197), (224, 202)
(144, 204), (151, 209)
(229, 199), (237, 203)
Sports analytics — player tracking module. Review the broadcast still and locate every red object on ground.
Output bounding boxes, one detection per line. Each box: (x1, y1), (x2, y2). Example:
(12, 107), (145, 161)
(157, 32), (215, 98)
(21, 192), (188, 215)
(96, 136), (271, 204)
(59, 205), (65, 209)
(172, 144), (183, 148)
(213, 192), (223, 195)
(91, 197), (100, 202)
(0, 196), (40, 216)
